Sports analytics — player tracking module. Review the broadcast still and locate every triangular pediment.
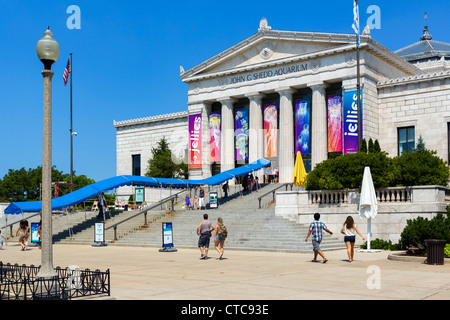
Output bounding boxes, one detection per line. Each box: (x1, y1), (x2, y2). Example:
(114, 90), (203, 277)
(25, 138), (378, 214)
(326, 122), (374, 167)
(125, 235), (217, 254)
(181, 30), (357, 82)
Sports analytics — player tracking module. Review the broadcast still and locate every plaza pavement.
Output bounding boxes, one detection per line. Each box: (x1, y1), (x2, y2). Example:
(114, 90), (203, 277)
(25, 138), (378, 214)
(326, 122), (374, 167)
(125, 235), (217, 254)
(0, 243), (449, 300)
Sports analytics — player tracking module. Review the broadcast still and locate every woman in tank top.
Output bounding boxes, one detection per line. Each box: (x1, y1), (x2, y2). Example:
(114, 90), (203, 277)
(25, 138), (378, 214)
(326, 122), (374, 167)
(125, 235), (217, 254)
(340, 216), (365, 262)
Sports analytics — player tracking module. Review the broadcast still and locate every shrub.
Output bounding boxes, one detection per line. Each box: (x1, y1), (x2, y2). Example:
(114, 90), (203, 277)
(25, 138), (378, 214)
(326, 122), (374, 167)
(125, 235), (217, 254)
(445, 244), (450, 258)
(392, 149), (450, 186)
(399, 213), (450, 250)
(360, 238), (401, 250)
(305, 148), (449, 190)
(306, 151), (395, 190)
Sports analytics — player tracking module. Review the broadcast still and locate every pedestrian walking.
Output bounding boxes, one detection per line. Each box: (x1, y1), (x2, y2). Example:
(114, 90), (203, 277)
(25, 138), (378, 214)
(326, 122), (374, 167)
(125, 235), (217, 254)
(305, 213), (333, 263)
(0, 230), (5, 249)
(222, 181), (229, 198)
(185, 193), (191, 210)
(194, 196), (199, 210)
(340, 216), (365, 262)
(214, 217), (227, 259)
(199, 186), (206, 210)
(196, 213), (214, 260)
(96, 192), (107, 219)
(16, 220), (28, 251)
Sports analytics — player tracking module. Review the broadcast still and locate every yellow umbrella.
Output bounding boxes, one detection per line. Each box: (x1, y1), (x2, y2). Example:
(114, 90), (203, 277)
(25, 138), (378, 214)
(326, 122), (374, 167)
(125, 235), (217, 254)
(293, 151), (307, 187)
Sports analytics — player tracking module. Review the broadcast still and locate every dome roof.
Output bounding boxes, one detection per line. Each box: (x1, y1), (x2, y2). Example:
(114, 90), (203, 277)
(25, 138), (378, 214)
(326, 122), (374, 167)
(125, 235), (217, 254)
(395, 13), (450, 63)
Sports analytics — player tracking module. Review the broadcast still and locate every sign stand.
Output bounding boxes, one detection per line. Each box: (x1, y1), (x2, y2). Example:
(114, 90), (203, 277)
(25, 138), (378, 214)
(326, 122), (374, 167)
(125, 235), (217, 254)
(209, 192), (218, 209)
(92, 222), (107, 247)
(29, 222), (40, 247)
(159, 222), (177, 252)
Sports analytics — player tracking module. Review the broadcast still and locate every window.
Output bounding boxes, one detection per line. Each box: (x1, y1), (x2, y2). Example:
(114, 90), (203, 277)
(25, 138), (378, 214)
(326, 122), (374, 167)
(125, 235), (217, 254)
(132, 154), (141, 176)
(398, 127), (415, 155)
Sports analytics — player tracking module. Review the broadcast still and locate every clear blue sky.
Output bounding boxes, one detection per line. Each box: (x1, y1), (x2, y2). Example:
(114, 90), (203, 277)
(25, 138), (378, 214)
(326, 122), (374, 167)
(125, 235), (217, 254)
(0, 0), (448, 182)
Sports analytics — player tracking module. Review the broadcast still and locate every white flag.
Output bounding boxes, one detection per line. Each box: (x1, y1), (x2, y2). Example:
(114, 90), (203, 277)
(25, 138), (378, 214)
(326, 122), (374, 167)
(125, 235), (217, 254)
(352, 0), (359, 34)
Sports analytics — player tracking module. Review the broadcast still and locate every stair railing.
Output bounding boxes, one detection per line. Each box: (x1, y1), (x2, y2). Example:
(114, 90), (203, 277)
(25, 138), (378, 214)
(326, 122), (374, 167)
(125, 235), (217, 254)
(257, 183), (293, 209)
(105, 189), (186, 241)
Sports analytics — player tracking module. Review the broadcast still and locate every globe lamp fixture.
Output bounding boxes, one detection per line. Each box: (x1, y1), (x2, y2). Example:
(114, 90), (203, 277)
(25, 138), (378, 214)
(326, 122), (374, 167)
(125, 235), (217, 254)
(36, 27), (60, 70)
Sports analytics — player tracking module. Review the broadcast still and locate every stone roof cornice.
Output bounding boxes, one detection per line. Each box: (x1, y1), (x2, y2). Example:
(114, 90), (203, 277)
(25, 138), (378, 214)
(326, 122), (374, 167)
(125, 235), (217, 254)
(180, 29), (420, 82)
(180, 29), (359, 81)
(377, 70), (450, 88)
(113, 111), (188, 128)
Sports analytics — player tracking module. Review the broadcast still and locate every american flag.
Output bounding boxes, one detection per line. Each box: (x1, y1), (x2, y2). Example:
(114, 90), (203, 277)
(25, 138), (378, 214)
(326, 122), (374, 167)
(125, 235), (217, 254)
(63, 57), (71, 86)
(352, 0), (360, 35)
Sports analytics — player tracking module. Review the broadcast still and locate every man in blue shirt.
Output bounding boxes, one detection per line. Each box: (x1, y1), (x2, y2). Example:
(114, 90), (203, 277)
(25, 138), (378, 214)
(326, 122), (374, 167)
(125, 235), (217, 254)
(305, 213), (333, 263)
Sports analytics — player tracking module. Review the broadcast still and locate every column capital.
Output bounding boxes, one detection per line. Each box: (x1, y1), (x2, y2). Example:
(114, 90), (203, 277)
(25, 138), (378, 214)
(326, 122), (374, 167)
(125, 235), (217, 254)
(220, 97), (237, 105)
(245, 92), (264, 100)
(277, 87), (295, 95)
(308, 82), (327, 91)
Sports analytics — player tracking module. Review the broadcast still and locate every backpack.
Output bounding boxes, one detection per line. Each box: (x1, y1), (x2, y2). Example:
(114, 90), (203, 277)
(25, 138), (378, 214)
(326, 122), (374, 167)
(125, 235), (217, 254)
(218, 224), (228, 239)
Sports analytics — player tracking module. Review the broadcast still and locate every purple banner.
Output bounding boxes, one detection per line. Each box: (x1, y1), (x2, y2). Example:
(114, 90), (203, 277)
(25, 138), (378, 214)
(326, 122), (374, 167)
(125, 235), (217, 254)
(327, 94), (343, 153)
(235, 108), (249, 161)
(188, 113), (202, 169)
(295, 99), (310, 155)
(343, 90), (363, 154)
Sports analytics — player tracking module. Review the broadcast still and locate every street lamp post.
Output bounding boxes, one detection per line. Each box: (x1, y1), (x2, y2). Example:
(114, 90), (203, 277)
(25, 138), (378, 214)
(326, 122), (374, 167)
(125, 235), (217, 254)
(36, 27), (59, 278)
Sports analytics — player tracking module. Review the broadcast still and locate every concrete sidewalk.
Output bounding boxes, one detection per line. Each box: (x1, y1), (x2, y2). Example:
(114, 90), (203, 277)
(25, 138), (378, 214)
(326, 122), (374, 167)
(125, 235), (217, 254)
(0, 243), (449, 300)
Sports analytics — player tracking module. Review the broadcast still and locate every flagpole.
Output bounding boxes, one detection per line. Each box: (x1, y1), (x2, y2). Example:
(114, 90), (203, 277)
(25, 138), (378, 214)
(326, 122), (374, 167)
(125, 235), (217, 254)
(355, 0), (362, 151)
(70, 52), (73, 190)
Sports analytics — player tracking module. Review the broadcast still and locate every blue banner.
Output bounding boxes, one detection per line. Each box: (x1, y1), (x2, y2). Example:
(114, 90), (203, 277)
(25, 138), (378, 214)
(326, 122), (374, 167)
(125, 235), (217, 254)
(343, 90), (363, 154)
(295, 99), (311, 155)
(235, 108), (249, 161)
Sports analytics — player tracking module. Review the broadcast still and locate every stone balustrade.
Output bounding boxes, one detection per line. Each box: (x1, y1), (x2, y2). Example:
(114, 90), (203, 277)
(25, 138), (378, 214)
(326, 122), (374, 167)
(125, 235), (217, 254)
(275, 185), (449, 244)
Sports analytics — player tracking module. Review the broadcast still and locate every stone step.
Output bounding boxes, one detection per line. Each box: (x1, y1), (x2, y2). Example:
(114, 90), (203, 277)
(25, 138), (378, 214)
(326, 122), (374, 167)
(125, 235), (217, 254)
(14, 183), (346, 253)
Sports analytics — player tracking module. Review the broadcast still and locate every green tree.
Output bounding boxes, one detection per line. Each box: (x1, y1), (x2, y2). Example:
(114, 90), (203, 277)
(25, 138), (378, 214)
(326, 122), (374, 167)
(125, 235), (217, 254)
(373, 139), (381, 153)
(415, 135), (426, 152)
(306, 151), (395, 190)
(0, 166), (95, 202)
(145, 138), (188, 178)
(392, 149), (449, 186)
(368, 138), (374, 153)
(359, 138), (368, 153)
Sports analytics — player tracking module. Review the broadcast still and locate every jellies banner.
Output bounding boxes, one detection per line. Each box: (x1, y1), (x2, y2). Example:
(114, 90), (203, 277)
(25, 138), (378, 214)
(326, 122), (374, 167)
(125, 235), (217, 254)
(343, 90), (363, 154)
(188, 113), (202, 169)
(235, 108), (249, 161)
(209, 113), (221, 162)
(327, 94), (343, 153)
(264, 104), (278, 157)
(294, 99), (311, 155)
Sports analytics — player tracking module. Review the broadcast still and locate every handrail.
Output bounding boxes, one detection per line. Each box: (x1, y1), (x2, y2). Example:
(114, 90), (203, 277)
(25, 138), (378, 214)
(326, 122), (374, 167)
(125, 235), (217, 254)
(257, 183), (293, 209)
(105, 189), (186, 241)
(2, 212), (41, 238)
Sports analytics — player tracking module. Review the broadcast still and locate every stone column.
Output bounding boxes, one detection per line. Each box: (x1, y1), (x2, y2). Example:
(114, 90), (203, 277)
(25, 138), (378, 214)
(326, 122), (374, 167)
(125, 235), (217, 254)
(247, 93), (264, 180)
(278, 88), (295, 184)
(220, 98), (236, 182)
(311, 83), (328, 169)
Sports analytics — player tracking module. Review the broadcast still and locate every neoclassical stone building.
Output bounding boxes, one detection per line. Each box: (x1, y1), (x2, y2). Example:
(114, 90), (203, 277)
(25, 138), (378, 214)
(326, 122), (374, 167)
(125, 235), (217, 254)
(114, 18), (450, 200)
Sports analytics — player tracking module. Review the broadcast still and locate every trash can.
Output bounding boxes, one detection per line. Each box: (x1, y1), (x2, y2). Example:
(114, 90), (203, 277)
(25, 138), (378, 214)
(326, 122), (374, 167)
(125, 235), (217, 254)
(124, 204), (129, 211)
(424, 239), (447, 265)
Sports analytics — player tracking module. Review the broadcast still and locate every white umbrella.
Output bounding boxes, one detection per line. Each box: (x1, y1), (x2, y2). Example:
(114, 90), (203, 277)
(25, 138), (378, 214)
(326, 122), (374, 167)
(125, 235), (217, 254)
(358, 166), (380, 252)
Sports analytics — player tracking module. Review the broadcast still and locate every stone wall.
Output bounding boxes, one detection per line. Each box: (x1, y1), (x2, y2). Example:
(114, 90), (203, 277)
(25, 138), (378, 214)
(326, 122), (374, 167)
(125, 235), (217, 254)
(377, 71), (450, 160)
(275, 186), (449, 244)
(114, 112), (188, 202)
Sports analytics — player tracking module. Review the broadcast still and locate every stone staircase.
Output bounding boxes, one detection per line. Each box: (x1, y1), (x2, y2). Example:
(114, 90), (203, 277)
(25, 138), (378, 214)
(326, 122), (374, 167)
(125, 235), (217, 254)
(7, 184), (346, 253)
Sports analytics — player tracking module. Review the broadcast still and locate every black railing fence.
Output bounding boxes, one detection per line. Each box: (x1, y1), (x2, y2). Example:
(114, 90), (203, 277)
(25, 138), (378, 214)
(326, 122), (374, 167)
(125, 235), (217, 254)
(0, 262), (110, 300)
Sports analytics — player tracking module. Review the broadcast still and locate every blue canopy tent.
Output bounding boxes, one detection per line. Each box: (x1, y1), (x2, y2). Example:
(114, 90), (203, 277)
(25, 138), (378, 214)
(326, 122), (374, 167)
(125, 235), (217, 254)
(4, 158), (271, 215)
